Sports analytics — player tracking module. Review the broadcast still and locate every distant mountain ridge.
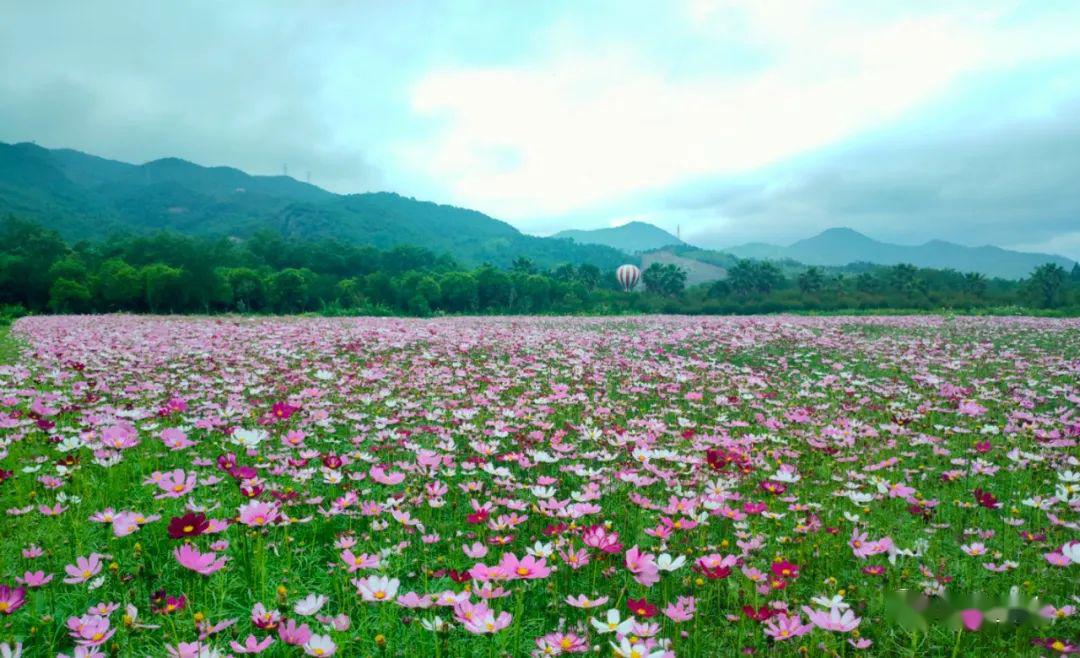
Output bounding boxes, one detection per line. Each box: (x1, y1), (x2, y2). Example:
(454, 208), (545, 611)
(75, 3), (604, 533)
(723, 227), (1074, 279)
(2, 141), (1071, 279)
(553, 221), (684, 252)
(0, 141), (627, 269)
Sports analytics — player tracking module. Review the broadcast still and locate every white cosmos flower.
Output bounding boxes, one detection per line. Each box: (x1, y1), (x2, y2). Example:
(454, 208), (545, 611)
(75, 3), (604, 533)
(420, 616), (450, 632)
(303, 633), (336, 657)
(57, 436), (84, 452)
(656, 553), (686, 572)
(232, 428), (267, 448)
(591, 609), (634, 635)
(531, 486), (556, 499)
(611, 637), (666, 658)
(526, 541), (554, 559)
(294, 593), (328, 616)
(354, 575), (399, 602)
(811, 593), (850, 611)
(847, 491), (873, 505)
(1062, 542), (1080, 565)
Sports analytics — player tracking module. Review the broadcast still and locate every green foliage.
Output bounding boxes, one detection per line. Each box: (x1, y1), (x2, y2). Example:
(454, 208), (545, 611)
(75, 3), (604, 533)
(0, 216), (1078, 317)
(1024, 263), (1067, 308)
(642, 263), (687, 297)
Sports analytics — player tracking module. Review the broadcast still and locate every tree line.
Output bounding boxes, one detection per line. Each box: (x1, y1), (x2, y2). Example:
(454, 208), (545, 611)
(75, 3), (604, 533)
(1, 216), (1077, 318)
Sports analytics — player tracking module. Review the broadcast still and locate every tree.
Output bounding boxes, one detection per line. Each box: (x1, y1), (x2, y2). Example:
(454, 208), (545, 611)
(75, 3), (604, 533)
(48, 278), (92, 313)
(142, 263), (184, 312)
(642, 263), (687, 297)
(363, 272), (396, 308)
(475, 265), (512, 311)
(224, 268), (268, 312)
(0, 217), (68, 310)
(511, 256), (537, 275)
(97, 258), (143, 310)
(1024, 263), (1067, 308)
(335, 278), (363, 308)
(575, 264), (601, 291)
(962, 272), (987, 298)
(269, 269), (310, 313)
(727, 260), (783, 298)
(440, 272), (478, 312)
(797, 267), (824, 295)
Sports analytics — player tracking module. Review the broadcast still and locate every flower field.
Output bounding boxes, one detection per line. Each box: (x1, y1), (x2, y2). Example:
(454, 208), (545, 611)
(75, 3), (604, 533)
(0, 314), (1078, 657)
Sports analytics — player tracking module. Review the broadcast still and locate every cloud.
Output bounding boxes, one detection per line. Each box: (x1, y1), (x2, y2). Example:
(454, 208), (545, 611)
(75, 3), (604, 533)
(1, 0), (1079, 256)
(401, 1), (1080, 227)
(672, 97), (1080, 259)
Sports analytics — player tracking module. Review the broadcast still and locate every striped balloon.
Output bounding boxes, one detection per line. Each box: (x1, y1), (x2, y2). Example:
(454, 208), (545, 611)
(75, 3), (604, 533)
(616, 264), (641, 292)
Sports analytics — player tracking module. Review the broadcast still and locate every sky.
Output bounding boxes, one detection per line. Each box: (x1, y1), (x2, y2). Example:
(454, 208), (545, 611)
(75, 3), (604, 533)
(2, 0), (1079, 258)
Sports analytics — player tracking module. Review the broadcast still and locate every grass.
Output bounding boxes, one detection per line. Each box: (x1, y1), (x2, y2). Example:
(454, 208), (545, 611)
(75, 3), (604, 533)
(0, 324), (22, 364)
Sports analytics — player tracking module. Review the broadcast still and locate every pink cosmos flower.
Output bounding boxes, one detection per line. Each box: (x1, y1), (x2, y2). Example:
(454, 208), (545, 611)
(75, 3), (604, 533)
(173, 544), (228, 576)
(230, 635), (274, 654)
(251, 603), (282, 629)
(663, 596), (696, 622)
(536, 632), (588, 654)
(0, 584), (26, 615)
(764, 613), (814, 641)
(16, 571), (53, 588)
(237, 500), (279, 527)
(849, 530), (893, 559)
(462, 542), (488, 558)
(67, 613), (115, 646)
(582, 525), (623, 553)
(624, 545), (660, 587)
(340, 549), (380, 572)
(558, 547), (591, 570)
(1044, 551), (1072, 567)
(64, 554), (104, 584)
(802, 606), (861, 632)
(565, 594), (610, 609)
(155, 469), (197, 499)
(369, 465), (406, 485)
(160, 428), (195, 450)
(277, 619), (312, 646)
(498, 553), (551, 580)
(396, 592), (433, 608)
(454, 600), (512, 635)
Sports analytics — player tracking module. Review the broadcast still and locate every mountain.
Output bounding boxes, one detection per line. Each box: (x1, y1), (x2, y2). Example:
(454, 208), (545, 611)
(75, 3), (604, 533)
(0, 141), (628, 269)
(724, 227), (1074, 279)
(552, 221), (683, 252)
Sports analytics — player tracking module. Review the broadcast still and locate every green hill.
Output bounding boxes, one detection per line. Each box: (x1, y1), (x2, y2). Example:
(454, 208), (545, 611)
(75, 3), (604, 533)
(553, 221), (683, 252)
(725, 227), (1074, 280)
(0, 142), (628, 269)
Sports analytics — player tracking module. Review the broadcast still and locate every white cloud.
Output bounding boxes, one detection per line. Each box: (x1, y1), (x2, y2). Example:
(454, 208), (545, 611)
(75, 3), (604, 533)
(397, 0), (1080, 235)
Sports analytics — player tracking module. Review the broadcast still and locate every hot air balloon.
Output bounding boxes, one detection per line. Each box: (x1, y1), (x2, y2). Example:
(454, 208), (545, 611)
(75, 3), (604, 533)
(616, 264), (641, 292)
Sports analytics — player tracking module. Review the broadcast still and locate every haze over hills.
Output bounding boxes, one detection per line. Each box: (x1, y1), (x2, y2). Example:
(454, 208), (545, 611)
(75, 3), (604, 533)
(0, 141), (627, 270)
(552, 221), (684, 253)
(1, 141), (1074, 280)
(722, 227), (1074, 280)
